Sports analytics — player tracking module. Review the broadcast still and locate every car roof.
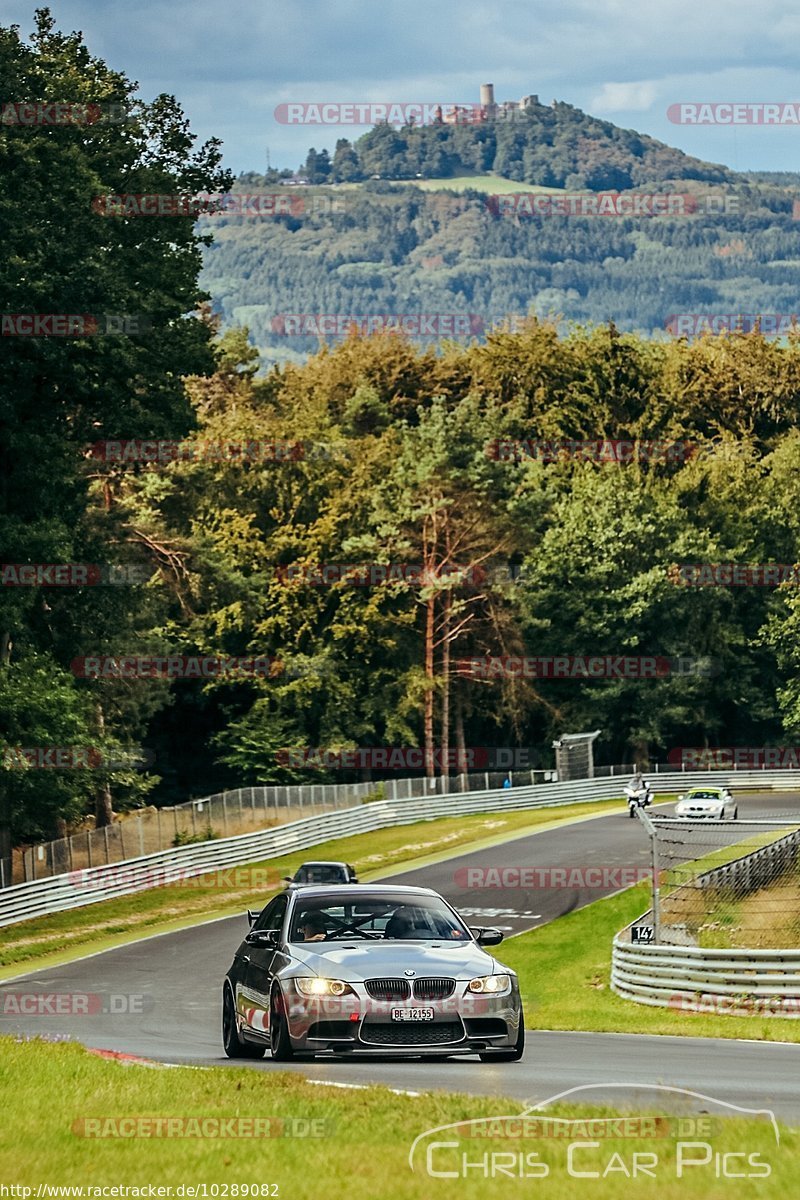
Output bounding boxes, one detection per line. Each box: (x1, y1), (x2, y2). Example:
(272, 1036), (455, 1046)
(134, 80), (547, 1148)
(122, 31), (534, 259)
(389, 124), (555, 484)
(296, 861), (350, 868)
(287, 884), (438, 897)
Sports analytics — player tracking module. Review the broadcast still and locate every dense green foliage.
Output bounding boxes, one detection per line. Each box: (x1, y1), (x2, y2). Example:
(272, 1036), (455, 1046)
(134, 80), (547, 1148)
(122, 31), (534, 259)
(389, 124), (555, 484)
(84, 324), (800, 813)
(201, 176), (798, 363)
(0, 10), (229, 840)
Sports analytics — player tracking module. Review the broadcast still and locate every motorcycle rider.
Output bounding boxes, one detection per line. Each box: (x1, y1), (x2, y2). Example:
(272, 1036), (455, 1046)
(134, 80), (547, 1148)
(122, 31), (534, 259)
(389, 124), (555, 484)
(626, 768), (651, 813)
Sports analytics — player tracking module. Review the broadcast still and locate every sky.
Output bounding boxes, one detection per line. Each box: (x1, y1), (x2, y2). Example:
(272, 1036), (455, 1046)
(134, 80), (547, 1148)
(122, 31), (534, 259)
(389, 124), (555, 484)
(4, 0), (800, 176)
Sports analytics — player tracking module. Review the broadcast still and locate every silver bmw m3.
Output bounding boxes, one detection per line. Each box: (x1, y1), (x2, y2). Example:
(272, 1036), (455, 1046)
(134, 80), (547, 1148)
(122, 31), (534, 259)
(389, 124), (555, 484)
(223, 884), (525, 1061)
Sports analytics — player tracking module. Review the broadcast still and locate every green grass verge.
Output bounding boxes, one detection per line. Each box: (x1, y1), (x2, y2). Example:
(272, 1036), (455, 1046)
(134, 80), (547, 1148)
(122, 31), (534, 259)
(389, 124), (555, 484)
(0, 1038), (794, 1196)
(0, 800), (626, 976)
(499, 883), (800, 1042)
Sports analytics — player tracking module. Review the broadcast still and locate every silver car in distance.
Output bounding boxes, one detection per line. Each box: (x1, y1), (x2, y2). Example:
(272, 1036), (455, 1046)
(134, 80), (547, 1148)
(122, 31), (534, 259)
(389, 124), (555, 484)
(223, 884), (525, 1062)
(674, 786), (738, 820)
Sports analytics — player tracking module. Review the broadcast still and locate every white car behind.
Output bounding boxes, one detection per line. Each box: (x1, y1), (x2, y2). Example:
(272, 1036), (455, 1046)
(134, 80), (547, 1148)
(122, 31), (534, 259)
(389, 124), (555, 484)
(674, 786), (738, 820)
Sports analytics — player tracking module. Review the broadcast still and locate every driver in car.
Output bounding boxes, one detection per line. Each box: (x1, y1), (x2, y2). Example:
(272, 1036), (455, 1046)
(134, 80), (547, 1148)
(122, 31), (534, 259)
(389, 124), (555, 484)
(299, 913), (327, 942)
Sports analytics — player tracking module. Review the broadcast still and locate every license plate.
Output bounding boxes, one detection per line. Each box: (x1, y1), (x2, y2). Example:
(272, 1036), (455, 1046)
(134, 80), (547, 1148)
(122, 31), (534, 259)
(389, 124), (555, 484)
(391, 1007), (434, 1022)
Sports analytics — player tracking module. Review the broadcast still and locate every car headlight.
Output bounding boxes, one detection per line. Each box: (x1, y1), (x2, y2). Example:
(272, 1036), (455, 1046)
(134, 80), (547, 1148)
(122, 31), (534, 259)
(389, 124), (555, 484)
(467, 973), (511, 994)
(295, 978), (354, 997)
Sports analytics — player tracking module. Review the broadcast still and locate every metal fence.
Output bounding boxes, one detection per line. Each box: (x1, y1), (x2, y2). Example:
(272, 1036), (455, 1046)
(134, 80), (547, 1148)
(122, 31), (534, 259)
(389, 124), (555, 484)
(647, 814), (800, 948)
(3, 768), (800, 927)
(613, 810), (800, 1014)
(10, 769), (559, 886)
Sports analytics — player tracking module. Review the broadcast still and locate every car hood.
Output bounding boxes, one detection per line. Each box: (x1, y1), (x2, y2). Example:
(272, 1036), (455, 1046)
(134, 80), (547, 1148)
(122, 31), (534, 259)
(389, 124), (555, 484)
(287, 940), (506, 980)
(679, 796), (723, 808)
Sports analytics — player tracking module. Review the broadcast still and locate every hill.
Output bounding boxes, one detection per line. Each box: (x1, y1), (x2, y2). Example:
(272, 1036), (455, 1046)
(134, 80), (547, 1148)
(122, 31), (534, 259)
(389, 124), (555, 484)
(298, 98), (737, 190)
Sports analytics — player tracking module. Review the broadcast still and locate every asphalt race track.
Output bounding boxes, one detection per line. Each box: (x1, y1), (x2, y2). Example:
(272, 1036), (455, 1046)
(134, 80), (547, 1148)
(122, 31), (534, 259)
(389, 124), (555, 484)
(4, 792), (800, 1120)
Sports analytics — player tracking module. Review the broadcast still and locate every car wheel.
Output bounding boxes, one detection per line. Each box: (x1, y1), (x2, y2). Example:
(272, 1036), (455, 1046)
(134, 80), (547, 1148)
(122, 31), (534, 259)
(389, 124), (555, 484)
(732, 807), (738, 820)
(222, 985), (265, 1059)
(479, 1016), (525, 1063)
(270, 986), (295, 1061)
(628, 806), (635, 818)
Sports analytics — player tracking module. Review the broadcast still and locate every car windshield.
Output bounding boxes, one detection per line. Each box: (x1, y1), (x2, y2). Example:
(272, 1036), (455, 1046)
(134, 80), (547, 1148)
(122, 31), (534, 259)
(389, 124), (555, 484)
(294, 865), (346, 884)
(688, 791), (721, 800)
(289, 895), (470, 943)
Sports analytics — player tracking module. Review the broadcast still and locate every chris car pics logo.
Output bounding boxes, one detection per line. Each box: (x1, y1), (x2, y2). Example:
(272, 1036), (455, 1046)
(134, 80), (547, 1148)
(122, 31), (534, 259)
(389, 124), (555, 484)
(409, 1085), (779, 1181)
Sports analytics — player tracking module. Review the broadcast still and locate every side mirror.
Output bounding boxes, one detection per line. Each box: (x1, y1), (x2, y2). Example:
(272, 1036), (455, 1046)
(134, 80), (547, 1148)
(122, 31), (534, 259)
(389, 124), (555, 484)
(246, 928), (279, 947)
(281, 876), (294, 884)
(471, 926), (504, 946)
(677, 795), (684, 802)
(247, 909), (260, 926)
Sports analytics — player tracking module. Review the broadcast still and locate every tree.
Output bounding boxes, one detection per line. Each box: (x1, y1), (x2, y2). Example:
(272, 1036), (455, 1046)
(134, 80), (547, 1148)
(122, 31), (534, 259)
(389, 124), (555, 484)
(0, 8), (230, 840)
(331, 139), (363, 183)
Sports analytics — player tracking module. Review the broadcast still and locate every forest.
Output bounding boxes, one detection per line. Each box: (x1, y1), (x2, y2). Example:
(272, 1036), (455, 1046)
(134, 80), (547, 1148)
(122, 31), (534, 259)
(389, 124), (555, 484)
(200, 173), (800, 365)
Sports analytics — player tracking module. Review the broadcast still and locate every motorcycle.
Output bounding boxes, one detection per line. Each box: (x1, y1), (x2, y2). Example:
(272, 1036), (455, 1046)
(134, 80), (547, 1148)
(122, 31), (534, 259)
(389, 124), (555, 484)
(624, 780), (652, 818)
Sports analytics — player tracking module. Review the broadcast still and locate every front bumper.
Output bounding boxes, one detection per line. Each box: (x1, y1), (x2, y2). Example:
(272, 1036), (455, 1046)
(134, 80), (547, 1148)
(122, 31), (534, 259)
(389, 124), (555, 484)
(280, 980), (522, 1054)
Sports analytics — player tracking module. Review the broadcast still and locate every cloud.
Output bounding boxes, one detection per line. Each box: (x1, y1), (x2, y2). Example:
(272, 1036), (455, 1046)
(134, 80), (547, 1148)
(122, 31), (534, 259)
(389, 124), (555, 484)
(591, 81), (659, 114)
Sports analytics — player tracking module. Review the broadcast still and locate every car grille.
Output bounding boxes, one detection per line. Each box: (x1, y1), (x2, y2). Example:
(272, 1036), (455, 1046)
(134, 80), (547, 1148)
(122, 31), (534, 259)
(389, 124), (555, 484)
(365, 978), (411, 1001)
(360, 1021), (465, 1047)
(412, 977), (455, 1001)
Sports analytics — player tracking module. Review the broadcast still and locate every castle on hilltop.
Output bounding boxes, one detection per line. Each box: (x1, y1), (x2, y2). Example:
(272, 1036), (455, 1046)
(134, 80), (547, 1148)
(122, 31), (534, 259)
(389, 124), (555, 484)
(439, 83), (541, 125)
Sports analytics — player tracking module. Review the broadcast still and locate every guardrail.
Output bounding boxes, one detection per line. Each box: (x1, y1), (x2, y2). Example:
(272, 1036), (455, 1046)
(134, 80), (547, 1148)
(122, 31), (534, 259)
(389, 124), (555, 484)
(612, 933), (800, 1016)
(13, 757), (793, 886)
(4, 768), (800, 929)
(695, 828), (800, 896)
